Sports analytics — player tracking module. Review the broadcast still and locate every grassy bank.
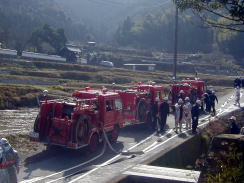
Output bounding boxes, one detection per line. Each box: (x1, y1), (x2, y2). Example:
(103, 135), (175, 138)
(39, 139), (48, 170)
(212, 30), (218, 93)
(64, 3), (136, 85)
(196, 109), (244, 183)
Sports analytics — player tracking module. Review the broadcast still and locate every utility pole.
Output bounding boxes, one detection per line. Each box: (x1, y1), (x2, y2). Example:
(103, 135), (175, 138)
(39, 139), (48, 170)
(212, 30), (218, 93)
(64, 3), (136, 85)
(173, 6), (178, 80)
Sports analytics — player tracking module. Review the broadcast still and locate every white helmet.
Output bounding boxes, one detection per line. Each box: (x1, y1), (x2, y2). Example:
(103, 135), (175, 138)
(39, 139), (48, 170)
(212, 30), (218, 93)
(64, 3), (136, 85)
(178, 98), (183, 104)
(163, 97), (168, 101)
(212, 91), (215, 94)
(179, 90), (184, 94)
(229, 116), (236, 121)
(43, 89), (48, 96)
(196, 100), (201, 105)
(185, 97), (190, 101)
(0, 138), (11, 151)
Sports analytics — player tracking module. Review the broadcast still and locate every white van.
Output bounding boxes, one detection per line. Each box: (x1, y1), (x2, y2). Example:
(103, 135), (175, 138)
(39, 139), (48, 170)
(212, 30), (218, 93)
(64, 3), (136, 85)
(100, 61), (114, 67)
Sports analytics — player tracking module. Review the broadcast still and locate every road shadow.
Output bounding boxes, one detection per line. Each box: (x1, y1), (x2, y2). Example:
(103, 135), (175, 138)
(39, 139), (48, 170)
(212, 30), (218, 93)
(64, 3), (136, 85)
(177, 133), (188, 139)
(119, 124), (153, 143)
(20, 141), (125, 181)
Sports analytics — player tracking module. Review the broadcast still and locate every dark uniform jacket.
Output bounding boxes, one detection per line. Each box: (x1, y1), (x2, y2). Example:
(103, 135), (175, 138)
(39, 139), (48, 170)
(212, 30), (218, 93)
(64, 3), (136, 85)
(234, 78), (241, 87)
(209, 94), (218, 104)
(159, 102), (170, 117)
(151, 102), (158, 116)
(230, 122), (240, 134)
(191, 104), (200, 118)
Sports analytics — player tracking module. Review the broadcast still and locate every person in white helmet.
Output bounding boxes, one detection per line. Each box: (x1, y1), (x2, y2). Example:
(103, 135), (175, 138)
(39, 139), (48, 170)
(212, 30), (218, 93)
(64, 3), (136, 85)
(191, 100), (201, 134)
(234, 86), (240, 107)
(240, 127), (244, 135)
(0, 138), (19, 183)
(0, 145), (8, 182)
(159, 97), (170, 132)
(178, 90), (185, 102)
(209, 91), (218, 115)
(229, 116), (240, 134)
(183, 97), (192, 130)
(175, 98), (184, 133)
(151, 98), (160, 132)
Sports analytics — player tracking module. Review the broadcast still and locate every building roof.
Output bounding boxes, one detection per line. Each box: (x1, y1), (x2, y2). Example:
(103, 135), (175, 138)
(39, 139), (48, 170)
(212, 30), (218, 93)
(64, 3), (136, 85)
(124, 64), (156, 66)
(65, 45), (81, 53)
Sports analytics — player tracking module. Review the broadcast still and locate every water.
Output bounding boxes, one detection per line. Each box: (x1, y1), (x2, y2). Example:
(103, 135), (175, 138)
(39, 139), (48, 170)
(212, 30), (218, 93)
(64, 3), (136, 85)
(0, 108), (38, 135)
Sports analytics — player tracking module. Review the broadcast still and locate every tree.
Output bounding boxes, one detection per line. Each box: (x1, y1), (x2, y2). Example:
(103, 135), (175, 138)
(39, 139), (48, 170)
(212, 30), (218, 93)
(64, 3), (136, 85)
(172, 0), (244, 32)
(29, 24), (67, 54)
(115, 17), (135, 46)
(114, 8), (214, 53)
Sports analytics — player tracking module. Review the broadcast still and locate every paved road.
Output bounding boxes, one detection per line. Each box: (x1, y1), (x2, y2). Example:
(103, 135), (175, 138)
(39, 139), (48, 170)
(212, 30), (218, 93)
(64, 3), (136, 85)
(16, 89), (242, 183)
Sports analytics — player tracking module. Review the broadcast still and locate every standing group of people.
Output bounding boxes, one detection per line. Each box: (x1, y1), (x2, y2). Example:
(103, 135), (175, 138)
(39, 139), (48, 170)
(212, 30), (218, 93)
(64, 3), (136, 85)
(152, 88), (219, 134)
(174, 97), (202, 134)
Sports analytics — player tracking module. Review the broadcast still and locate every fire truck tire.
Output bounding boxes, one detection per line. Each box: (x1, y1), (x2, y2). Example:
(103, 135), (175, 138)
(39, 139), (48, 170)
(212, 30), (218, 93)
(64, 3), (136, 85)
(72, 115), (90, 144)
(89, 133), (99, 152)
(136, 99), (147, 122)
(34, 115), (40, 132)
(46, 145), (59, 151)
(109, 125), (120, 143)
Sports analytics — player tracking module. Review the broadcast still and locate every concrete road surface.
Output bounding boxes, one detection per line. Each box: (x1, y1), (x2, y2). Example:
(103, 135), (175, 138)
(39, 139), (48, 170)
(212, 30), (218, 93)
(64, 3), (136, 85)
(18, 88), (243, 183)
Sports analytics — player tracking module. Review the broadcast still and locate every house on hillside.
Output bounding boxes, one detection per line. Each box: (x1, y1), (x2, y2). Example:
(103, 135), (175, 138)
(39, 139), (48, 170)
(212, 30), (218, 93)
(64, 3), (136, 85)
(124, 64), (156, 71)
(87, 42), (96, 47)
(59, 44), (82, 62)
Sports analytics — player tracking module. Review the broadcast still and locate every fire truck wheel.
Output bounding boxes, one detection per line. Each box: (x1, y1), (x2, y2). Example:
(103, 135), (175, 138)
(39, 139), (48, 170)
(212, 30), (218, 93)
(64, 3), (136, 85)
(109, 125), (120, 143)
(89, 133), (99, 152)
(34, 115), (40, 132)
(46, 145), (59, 151)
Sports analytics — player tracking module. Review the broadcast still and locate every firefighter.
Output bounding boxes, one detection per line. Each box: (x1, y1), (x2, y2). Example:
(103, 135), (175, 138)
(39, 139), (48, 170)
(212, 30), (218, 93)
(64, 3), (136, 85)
(0, 138), (19, 183)
(209, 91), (218, 115)
(183, 97), (192, 130)
(234, 86), (240, 107)
(191, 100), (201, 134)
(159, 97), (170, 132)
(240, 127), (244, 135)
(229, 116), (240, 134)
(151, 98), (159, 132)
(178, 90), (185, 101)
(175, 98), (184, 133)
(203, 93), (211, 113)
(0, 145), (8, 182)
(234, 77), (241, 88)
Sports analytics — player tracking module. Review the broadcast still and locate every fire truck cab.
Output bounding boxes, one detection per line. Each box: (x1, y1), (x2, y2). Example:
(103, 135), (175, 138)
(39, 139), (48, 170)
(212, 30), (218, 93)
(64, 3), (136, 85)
(30, 87), (123, 151)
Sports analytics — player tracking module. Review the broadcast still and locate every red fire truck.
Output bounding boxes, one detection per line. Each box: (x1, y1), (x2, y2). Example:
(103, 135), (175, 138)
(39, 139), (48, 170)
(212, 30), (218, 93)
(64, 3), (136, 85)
(30, 82), (165, 151)
(30, 87), (123, 151)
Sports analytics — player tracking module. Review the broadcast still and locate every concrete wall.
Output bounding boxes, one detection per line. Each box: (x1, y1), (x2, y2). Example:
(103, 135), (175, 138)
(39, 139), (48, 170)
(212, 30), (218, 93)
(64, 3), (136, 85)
(150, 134), (206, 169)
